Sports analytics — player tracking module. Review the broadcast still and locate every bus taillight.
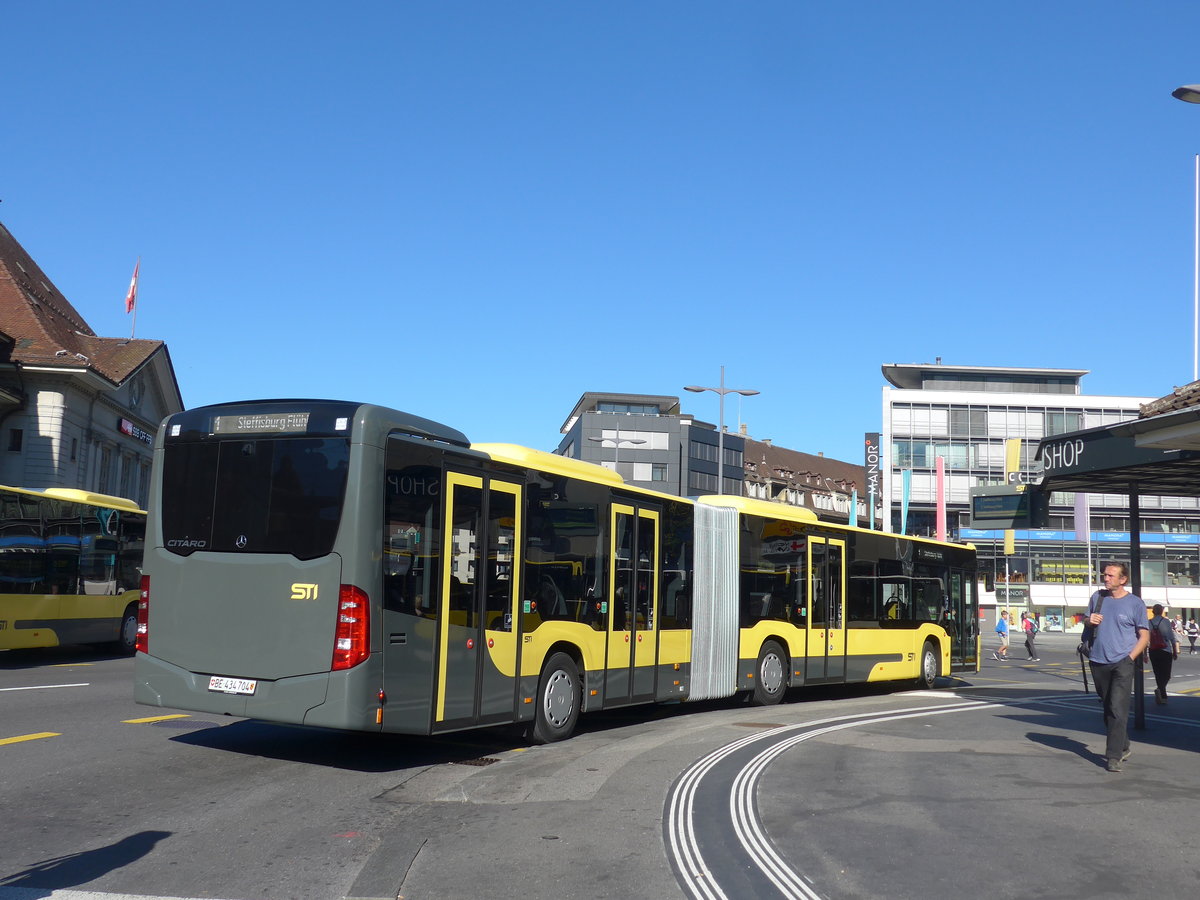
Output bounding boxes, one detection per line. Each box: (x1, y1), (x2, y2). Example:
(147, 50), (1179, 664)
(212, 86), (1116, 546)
(332, 584), (370, 671)
(135, 575), (150, 654)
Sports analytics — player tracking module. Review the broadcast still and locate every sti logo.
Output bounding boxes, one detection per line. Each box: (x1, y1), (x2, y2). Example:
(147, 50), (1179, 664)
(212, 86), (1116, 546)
(291, 583), (319, 601)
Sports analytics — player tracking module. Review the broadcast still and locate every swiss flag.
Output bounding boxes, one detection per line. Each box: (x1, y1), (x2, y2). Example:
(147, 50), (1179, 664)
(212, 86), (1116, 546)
(124, 259), (140, 314)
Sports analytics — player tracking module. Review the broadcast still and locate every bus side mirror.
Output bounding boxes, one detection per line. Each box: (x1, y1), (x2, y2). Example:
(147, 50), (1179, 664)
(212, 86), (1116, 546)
(984, 571), (995, 592)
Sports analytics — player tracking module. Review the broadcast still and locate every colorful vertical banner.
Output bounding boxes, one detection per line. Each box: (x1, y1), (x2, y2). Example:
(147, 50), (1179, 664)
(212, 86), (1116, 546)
(850, 488), (858, 529)
(1003, 438), (1021, 557)
(935, 456), (946, 542)
(901, 469), (911, 536)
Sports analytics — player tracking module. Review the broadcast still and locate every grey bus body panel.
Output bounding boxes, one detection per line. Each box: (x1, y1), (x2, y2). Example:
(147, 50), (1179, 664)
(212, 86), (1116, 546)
(141, 548), (343, 681)
(135, 650), (331, 720)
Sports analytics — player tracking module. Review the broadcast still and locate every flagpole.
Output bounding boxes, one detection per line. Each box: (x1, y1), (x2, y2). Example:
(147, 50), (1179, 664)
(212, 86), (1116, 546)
(126, 257), (140, 339)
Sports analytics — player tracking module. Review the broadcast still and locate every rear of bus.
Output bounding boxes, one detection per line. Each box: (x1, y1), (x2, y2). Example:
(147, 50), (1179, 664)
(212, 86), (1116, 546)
(134, 400), (460, 731)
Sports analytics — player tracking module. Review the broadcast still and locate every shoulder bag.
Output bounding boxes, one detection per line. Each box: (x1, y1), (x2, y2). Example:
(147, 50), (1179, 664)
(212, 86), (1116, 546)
(1077, 592), (1105, 658)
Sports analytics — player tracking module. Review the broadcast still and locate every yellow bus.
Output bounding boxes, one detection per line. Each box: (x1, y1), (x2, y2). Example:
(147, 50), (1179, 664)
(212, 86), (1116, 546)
(0, 485), (146, 653)
(134, 400), (978, 742)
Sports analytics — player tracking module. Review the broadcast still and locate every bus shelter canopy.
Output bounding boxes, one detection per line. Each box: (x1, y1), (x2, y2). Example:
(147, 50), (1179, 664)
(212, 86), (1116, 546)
(1036, 406), (1200, 497)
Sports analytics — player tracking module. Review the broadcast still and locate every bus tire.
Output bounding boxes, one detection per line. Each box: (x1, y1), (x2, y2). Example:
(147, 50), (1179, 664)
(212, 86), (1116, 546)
(916, 641), (938, 689)
(113, 602), (138, 656)
(752, 640), (787, 706)
(531, 652), (581, 744)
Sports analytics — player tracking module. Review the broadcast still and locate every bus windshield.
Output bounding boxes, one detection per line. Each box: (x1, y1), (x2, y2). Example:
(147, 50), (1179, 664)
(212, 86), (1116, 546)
(161, 437), (350, 559)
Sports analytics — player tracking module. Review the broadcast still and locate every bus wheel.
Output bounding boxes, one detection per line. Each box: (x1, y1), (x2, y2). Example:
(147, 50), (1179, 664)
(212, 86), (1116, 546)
(752, 640), (787, 706)
(916, 641), (938, 689)
(113, 603), (138, 656)
(531, 652), (581, 744)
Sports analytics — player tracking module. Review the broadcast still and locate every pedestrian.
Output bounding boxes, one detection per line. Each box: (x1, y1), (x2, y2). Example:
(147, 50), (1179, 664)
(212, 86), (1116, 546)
(1021, 611), (1040, 660)
(1147, 603), (1181, 704)
(993, 613), (1009, 661)
(1187, 618), (1199, 654)
(1086, 563), (1150, 773)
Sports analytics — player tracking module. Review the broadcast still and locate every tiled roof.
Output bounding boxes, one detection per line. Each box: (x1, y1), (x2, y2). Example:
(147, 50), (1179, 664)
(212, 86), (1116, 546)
(0, 221), (162, 384)
(744, 437), (866, 491)
(1140, 381), (1200, 419)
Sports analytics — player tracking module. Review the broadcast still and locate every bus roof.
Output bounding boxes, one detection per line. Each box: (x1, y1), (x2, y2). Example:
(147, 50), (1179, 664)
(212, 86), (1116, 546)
(1, 484), (145, 514)
(699, 493), (974, 550)
(471, 443), (625, 486)
(696, 494), (820, 523)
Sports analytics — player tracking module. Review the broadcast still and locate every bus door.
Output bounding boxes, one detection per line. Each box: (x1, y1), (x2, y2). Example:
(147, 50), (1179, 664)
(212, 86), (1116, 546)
(806, 537), (846, 682)
(947, 568), (979, 671)
(605, 503), (660, 706)
(435, 473), (522, 731)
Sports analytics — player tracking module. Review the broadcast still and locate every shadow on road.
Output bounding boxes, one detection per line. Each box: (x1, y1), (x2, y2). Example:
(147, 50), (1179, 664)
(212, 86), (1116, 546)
(0, 830), (171, 894)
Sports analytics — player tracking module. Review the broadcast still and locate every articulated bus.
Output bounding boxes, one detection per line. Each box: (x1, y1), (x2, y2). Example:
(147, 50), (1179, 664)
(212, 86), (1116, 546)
(0, 485), (146, 652)
(134, 400), (978, 742)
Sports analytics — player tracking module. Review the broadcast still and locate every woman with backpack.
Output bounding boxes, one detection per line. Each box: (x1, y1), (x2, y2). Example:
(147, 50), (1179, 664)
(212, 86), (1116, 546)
(1021, 611), (1040, 661)
(1187, 618), (1198, 655)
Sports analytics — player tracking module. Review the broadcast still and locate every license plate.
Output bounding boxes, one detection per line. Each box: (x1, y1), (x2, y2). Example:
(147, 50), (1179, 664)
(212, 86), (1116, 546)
(208, 676), (257, 695)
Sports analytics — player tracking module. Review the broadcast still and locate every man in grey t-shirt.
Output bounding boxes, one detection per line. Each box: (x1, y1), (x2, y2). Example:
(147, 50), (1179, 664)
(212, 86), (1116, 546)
(1086, 563), (1150, 773)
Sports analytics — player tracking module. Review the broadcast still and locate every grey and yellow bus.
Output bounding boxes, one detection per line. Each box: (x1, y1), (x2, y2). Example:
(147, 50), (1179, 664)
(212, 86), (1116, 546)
(1, 485), (145, 652)
(134, 400), (978, 742)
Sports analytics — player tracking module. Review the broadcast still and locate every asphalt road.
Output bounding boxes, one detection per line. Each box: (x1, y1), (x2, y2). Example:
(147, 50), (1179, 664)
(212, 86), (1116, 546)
(2, 633), (1199, 900)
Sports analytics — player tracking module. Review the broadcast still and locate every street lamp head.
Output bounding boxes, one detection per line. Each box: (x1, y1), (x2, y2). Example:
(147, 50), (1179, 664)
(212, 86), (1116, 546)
(1173, 84), (1200, 104)
(736, 389), (761, 398)
(683, 386), (704, 393)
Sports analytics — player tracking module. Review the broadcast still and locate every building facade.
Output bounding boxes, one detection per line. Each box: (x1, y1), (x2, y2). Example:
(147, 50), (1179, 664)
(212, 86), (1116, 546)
(555, 392), (870, 526)
(881, 362), (1200, 623)
(0, 222), (183, 507)
(556, 392), (747, 496)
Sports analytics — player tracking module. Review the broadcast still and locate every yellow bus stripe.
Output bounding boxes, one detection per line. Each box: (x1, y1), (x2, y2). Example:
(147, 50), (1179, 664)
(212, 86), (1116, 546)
(123, 714), (191, 724)
(1, 732), (60, 745)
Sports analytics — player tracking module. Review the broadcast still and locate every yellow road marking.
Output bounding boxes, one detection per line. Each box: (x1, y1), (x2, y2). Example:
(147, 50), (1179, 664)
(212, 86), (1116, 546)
(123, 714), (191, 724)
(1, 732), (60, 745)
(52, 662), (93, 667)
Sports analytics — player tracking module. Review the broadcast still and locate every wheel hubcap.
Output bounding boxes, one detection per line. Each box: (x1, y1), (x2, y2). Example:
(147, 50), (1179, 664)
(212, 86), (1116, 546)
(543, 669), (573, 726)
(761, 652), (784, 694)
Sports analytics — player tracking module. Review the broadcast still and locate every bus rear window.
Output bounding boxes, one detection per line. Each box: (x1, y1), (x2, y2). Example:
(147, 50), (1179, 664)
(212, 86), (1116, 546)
(161, 438), (350, 559)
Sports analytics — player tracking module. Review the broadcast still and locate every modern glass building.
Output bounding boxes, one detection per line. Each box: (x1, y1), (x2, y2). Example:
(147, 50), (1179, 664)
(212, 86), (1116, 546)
(880, 362), (1200, 627)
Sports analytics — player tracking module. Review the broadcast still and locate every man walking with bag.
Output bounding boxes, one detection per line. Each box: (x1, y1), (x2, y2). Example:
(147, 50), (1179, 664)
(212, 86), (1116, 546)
(1147, 604), (1180, 704)
(1086, 563), (1150, 773)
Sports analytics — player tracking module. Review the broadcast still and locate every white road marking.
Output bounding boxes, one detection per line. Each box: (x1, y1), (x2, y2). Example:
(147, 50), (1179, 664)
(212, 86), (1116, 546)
(0, 683), (90, 692)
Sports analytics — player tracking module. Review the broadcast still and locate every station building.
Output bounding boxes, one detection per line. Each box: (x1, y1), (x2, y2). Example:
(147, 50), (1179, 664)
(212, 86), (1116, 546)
(0, 221), (182, 507)
(880, 361), (1200, 627)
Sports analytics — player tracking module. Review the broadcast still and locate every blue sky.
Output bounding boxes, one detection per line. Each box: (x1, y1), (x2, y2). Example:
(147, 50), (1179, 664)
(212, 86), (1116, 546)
(6, 2), (1200, 463)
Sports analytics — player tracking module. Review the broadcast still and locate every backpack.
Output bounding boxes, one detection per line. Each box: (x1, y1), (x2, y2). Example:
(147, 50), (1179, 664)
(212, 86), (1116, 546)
(1150, 619), (1169, 652)
(1030, 618), (1039, 635)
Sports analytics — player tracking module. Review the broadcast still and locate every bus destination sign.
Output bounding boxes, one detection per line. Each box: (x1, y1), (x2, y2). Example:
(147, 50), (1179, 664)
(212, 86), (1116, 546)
(211, 412), (311, 435)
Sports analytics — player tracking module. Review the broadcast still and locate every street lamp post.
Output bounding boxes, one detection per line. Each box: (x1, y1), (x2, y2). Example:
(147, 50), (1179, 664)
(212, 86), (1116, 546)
(587, 432), (646, 479)
(684, 366), (759, 495)
(1171, 84), (1200, 382)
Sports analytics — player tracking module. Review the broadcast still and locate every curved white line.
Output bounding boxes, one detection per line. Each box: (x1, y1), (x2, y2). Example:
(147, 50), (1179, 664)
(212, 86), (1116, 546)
(666, 700), (995, 900)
